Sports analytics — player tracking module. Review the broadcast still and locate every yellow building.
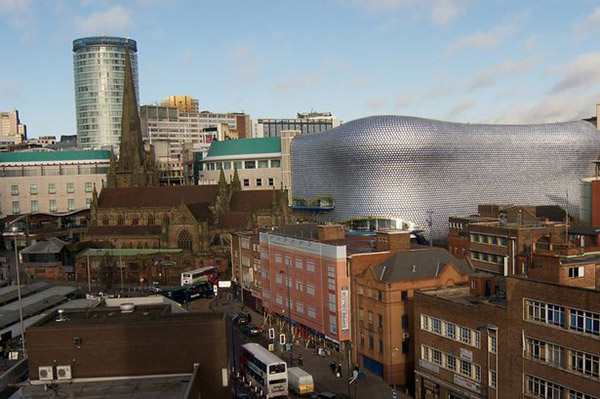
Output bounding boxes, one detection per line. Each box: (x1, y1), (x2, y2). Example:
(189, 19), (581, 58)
(162, 95), (199, 113)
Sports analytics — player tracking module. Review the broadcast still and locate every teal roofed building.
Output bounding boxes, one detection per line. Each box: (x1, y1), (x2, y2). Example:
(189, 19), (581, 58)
(0, 150), (111, 219)
(200, 133), (298, 199)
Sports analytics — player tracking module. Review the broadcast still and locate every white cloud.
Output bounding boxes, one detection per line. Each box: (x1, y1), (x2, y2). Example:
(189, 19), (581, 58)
(346, 76), (372, 90)
(444, 99), (474, 120)
(490, 93), (599, 124)
(394, 93), (414, 109)
(229, 43), (262, 87)
(75, 6), (133, 34)
(366, 96), (387, 109)
(339, 0), (468, 25)
(467, 57), (538, 91)
(549, 52), (600, 94)
(573, 6), (600, 39)
(445, 19), (518, 55)
(272, 73), (323, 93)
(0, 79), (22, 99)
(0, 0), (29, 12)
(180, 50), (195, 64)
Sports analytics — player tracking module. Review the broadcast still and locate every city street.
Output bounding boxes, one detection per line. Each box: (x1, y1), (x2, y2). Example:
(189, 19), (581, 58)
(189, 293), (414, 399)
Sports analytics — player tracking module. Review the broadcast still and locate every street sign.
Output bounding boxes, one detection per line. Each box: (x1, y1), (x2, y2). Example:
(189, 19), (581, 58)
(279, 333), (286, 345)
(218, 280), (232, 288)
(392, 389), (397, 399)
(268, 343), (274, 351)
(268, 328), (275, 339)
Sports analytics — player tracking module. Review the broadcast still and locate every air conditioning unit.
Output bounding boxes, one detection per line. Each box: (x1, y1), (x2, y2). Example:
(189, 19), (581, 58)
(38, 366), (54, 381)
(56, 365), (72, 380)
(402, 332), (410, 340)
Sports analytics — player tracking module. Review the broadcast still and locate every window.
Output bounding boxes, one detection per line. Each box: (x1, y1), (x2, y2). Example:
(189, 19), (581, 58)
(275, 274), (282, 285)
(177, 229), (192, 250)
(432, 318), (442, 334)
(12, 201), (20, 214)
(11, 185), (18, 196)
(243, 179), (250, 187)
(234, 161), (242, 170)
(30, 184), (38, 195)
(329, 293), (337, 312)
(369, 336), (374, 350)
(446, 355), (456, 371)
(489, 333), (497, 353)
(271, 159), (281, 168)
(328, 277), (336, 291)
(295, 280), (303, 292)
(421, 315), (429, 330)
(432, 349), (442, 365)
(570, 350), (599, 378)
(296, 301), (304, 313)
(368, 311), (373, 325)
(85, 182), (93, 193)
(526, 300), (565, 328)
(569, 308), (600, 336)
(268, 178), (274, 186)
(118, 215), (125, 225)
(378, 314), (383, 329)
(48, 183), (56, 194)
(285, 276), (292, 288)
(446, 322), (456, 339)
(329, 316), (337, 334)
(569, 390), (599, 399)
(258, 160), (269, 168)
(402, 315), (409, 329)
(460, 360), (472, 377)
(569, 266), (585, 278)
(377, 290), (383, 301)
(526, 375), (563, 399)
(244, 161), (256, 169)
(67, 199), (75, 211)
(306, 261), (315, 272)
(256, 178), (262, 187)
(276, 294), (283, 305)
(132, 218), (139, 225)
(401, 291), (408, 300)
(66, 183), (75, 193)
(307, 283), (315, 296)
(49, 200), (57, 212)
(489, 370), (497, 389)
(275, 253), (282, 263)
(30, 200), (38, 212)
(284, 256), (291, 266)
(525, 337), (565, 368)
(460, 327), (472, 344)
(379, 340), (384, 354)
(295, 258), (303, 269)
(307, 306), (316, 319)
(402, 341), (410, 354)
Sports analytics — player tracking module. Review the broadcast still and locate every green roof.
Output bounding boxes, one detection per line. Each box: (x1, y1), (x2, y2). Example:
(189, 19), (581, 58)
(80, 248), (183, 257)
(0, 150), (111, 163)
(207, 137), (281, 158)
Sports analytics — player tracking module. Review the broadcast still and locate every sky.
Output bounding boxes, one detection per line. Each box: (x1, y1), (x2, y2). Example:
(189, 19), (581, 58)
(2, 0), (600, 137)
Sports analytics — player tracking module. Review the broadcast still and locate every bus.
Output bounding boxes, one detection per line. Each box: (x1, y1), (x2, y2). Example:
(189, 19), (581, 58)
(240, 343), (288, 398)
(162, 280), (214, 304)
(181, 266), (219, 286)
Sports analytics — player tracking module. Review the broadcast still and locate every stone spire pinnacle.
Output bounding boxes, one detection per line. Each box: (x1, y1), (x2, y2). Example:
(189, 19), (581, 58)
(117, 49), (145, 173)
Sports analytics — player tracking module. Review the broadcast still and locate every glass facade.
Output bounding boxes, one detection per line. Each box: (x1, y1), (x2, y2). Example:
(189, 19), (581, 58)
(292, 116), (600, 241)
(73, 36), (139, 149)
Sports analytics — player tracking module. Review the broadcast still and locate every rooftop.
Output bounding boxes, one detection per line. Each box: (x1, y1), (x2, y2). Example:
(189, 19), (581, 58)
(21, 238), (67, 255)
(373, 247), (472, 281)
(420, 285), (508, 309)
(86, 225), (162, 237)
(79, 248), (183, 257)
(206, 137), (281, 158)
(0, 150), (110, 163)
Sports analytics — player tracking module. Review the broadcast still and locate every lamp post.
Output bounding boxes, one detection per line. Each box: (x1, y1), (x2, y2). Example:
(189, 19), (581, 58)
(279, 269), (293, 364)
(3, 226), (26, 357)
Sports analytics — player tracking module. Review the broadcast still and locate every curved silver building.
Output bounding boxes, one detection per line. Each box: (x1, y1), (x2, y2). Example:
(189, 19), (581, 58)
(73, 36), (139, 149)
(291, 116), (600, 240)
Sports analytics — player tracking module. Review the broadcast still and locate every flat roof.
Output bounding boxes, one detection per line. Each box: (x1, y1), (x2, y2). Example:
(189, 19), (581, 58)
(80, 248), (183, 257)
(420, 286), (507, 308)
(0, 150), (110, 164)
(13, 375), (190, 399)
(206, 137), (281, 158)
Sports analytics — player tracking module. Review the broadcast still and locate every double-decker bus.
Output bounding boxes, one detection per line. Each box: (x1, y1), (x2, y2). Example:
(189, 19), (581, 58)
(162, 280), (214, 304)
(181, 266), (219, 286)
(239, 343), (288, 398)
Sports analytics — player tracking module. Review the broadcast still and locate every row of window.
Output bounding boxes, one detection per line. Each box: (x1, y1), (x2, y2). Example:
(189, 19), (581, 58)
(525, 336), (599, 380)
(357, 285), (409, 301)
(0, 166), (107, 178)
(272, 252), (316, 272)
(269, 273), (317, 297)
(470, 233), (508, 247)
(263, 292), (318, 320)
(358, 308), (410, 329)
(525, 374), (598, 399)
(11, 182), (94, 196)
(205, 159), (281, 171)
(525, 299), (600, 336)
(470, 250), (504, 265)
(421, 345), (482, 382)
(10, 199), (85, 214)
(421, 315), (482, 348)
(243, 177), (274, 187)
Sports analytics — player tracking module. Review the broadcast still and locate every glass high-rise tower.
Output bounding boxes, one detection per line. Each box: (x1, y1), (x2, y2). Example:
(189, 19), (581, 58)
(73, 36), (139, 149)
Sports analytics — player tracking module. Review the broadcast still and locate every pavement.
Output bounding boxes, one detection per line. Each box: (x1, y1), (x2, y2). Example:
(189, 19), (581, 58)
(190, 293), (414, 399)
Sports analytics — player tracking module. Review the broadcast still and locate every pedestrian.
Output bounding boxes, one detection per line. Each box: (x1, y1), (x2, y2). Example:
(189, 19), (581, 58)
(298, 354), (303, 367)
(330, 361), (336, 375)
(336, 363), (342, 378)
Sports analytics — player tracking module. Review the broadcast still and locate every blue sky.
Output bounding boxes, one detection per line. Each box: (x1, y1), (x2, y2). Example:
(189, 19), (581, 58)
(2, 0), (600, 137)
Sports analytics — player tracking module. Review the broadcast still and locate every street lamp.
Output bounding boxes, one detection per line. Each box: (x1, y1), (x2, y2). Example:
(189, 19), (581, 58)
(3, 225), (26, 357)
(279, 269), (293, 364)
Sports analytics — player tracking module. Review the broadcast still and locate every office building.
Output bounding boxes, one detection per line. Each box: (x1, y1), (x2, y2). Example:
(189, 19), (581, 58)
(253, 112), (341, 138)
(0, 110), (26, 149)
(162, 95), (199, 113)
(350, 233), (471, 387)
(291, 116), (599, 242)
(0, 150), (110, 219)
(73, 36), (138, 149)
(414, 275), (600, 399)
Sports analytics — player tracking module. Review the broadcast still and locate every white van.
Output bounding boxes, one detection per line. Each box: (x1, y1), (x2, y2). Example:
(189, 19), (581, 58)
(287, 367), (314, 396)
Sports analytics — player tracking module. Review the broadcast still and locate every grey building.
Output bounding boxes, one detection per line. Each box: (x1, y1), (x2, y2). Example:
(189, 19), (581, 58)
(291, 115), (600, 241)
(73, 36), (139, 149)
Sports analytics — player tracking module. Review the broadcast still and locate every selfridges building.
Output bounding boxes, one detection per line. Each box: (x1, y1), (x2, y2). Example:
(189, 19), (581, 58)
(290, 116), (600, 240)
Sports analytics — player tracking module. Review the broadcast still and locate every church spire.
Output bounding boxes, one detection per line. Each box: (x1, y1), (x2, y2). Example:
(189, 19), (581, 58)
(117, 49), (145, 172)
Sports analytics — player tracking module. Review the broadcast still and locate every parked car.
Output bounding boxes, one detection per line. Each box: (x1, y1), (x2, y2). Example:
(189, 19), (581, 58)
(233, 311), (251, 326)
(242, 323), (262, 337)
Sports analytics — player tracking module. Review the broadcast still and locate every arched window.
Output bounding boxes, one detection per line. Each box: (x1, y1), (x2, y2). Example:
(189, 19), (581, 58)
(117, 215), (124, 225)
(177, 229), (193, 251)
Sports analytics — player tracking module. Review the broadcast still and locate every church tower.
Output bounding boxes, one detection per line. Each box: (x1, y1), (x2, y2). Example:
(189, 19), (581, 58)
(107, 50), (158, 188)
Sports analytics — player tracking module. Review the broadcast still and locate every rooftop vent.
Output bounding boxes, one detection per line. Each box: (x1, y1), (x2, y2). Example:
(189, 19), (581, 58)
(56, 309), (68, 322)
(412, 265), (417, 273)
(120, 303), (135, 313)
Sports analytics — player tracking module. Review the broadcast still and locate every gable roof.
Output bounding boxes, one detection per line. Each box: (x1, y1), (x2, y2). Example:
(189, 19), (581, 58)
(97, 185), (220, 208)
(372, 248), (472, 282)
(230, 190), (277, 211)
(207, 137), (281, 158)
(22, 238), (67, 254)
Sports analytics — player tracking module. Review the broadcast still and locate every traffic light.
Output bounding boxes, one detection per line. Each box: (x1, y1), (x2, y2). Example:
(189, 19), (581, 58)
(268, 328), (275, 340)
(279, 333), (286, 345)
